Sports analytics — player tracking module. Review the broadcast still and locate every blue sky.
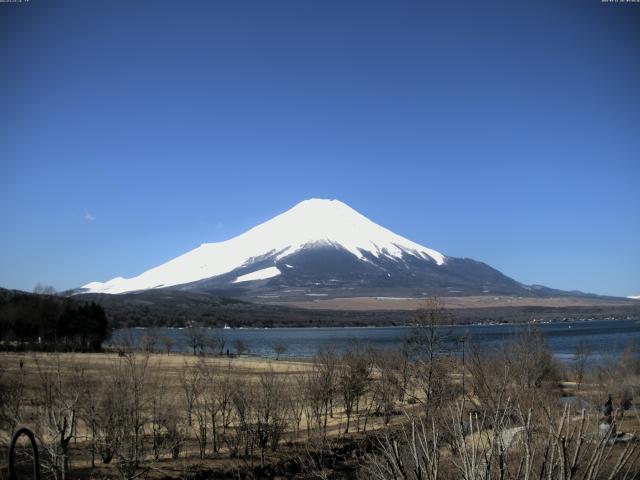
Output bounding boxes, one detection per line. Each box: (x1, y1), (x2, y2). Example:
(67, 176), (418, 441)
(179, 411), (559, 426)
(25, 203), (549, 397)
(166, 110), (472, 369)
(1, 0), (638, 296)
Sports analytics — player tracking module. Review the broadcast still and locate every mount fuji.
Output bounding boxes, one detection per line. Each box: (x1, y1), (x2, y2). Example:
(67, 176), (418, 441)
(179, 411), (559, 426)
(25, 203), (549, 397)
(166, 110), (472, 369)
(80, 199), (558, 300)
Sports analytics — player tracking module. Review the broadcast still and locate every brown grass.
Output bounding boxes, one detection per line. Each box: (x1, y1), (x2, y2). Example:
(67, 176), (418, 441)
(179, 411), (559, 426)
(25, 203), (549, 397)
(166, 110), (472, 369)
(264, 295), (636, 311)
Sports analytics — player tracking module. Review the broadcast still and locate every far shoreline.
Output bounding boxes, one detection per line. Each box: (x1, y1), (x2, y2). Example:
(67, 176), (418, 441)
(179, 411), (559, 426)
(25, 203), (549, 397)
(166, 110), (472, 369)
(117, 315), (640, 331)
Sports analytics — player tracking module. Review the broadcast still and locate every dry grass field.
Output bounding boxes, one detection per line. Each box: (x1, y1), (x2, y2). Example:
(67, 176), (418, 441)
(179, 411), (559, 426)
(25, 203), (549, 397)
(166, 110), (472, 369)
(0, 349), (428, 479)
(1, 326), (639, 480)
(268, 294), (639, 311)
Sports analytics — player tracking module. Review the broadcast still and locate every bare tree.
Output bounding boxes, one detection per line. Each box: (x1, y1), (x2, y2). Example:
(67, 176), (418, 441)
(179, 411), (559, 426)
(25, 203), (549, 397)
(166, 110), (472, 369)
(408, 297), (455, 415)
(79, 373), (104, 468)
(96, 351), (151, 479)
(233, 339), (248, 356)
(162, 336), (174, 355)
(216, 363), (235, 437)
(304, 347), (339, 438)
(364, 415), (441, 480)
(201, 364), (221, 453)
(34, 355), (84, 480)
(372, 349), (401, 425)
(466, 342), (512, 416)
(594, 344), (640, 423)
(572, 341), (591, 391)
(124, 353), (150, 472)
(0, 358), (26, 436)
(507, 326), (559, 390)
(254, 369), (289, 466)
(183, 323), (207, 356)
(274, 342), (287, 360)
(192, 369), (209, 459)
(365, 400), (640, 480)
(150, 375), (168, 461)
(149, 372), (185, 462)
(289, 374), (308, 437)
(207, 330), (226, 356)
(338, 348), (371, 433)
(230, 378), (256, 461)
(466, 330), (560, 421)
(180, 361), (201, 427)
(140, 328), (160, 353)
(389, 340), (413, 402)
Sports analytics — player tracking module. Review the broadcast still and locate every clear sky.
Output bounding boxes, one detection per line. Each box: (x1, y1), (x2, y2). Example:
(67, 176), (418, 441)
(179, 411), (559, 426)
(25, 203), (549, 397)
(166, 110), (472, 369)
(1, 0), (638, 297)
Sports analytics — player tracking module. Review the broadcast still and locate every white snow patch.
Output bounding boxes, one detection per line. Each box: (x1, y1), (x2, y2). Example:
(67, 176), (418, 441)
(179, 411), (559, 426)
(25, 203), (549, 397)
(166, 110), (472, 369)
(628, 295), (640, 300)
(232, 267), (281, 284)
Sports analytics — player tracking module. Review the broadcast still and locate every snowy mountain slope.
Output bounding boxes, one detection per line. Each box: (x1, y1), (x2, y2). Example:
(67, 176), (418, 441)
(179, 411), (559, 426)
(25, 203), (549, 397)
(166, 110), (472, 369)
(81, 199), (448, 294)
(175, 243), (531, 300)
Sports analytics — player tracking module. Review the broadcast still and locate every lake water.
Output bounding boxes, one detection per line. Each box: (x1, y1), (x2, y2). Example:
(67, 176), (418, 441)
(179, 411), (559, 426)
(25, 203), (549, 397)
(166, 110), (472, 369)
(109, 318), (640, 362)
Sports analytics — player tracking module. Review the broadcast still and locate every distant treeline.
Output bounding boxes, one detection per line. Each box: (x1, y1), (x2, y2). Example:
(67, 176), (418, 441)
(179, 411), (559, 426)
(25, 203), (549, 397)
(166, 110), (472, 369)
(77, 289), (640, 329)
(2, 287), (638, 344)
(0, 289), (109, 351)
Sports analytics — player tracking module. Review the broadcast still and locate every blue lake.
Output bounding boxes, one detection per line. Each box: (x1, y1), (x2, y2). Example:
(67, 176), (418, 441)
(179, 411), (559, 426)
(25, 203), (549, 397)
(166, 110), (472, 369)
(109, 318), (640, 362)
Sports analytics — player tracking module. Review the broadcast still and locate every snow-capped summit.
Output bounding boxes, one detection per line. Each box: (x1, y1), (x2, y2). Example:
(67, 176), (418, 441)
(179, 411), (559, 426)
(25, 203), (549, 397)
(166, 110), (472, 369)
(81, 198), (532, 298)
(238, 198), (445, 265)
(81, 199), (446, 294)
